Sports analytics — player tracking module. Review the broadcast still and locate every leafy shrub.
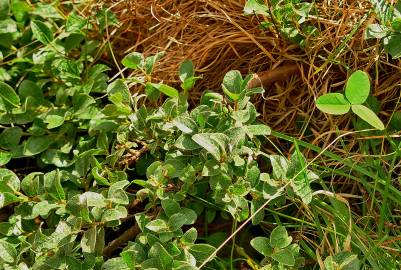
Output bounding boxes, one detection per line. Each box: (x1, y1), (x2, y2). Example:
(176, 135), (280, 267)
(0, 1), (322, 269)
(366, 0), (401, 58)
(244, 0), (318, 46)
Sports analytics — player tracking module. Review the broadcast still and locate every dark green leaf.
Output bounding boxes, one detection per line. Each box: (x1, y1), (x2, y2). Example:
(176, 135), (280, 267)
(179, 60), (194, 82)
(161, 198), (181, 217)
(0, 0), (9, 19)
(31, 20), (53, 44)
(23, 136), (52, 156)
(0, 81), (20, 108)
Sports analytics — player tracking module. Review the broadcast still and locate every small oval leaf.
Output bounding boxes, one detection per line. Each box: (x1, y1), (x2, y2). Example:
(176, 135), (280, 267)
(31, 20), (53, 44)
(316, 93), (350, 115)
(345, 70), (370, 105)
(351, 105), (385, 130)
(159, 84), (179, 98)
(0, 81), (20, 108)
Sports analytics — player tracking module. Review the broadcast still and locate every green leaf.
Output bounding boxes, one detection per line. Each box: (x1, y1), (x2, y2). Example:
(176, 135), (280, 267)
(316, 93), (350, 115)
(149, 242), (173, 269)
(351, 105), (385, 130)
(271, 247), (295, 266)
(21, 172), (42, 196)
(161, 198), (181, 217)
(384, 34), (401, 59)
(0, 127), (22, 149)
(188, 243), (216, 263)
(269, 155), (288, 179)
(0, 18), (16, 34)
(81, 226), (104, 255)
(244, 0), (269, 16)
(101, 206), (127, 223)
(0, 81), (20, 108)
(82, 192), (107, 208)
(146, 219), (169, 233)
(31, 201), (59, 218)
(31, 20), (53, 44)
(173, 116), (198, 134)
(168, 213), (187, 231)
(0, 168), (20, 193)
(0, 0), (9, 19)
(44, 114), (65, 129)
(108, 180), (130, 205)
(175, 134), (201, 150)
(192, 133), (221, 160)
(145, 51), (165, 74)
(179, 60), (195, 82)
(270, 226), (293, 248)
(23, 136), (52, 156)
(102, 258), (130, 270)
(287, 151), (313, 204)
(0, 239), (17, 264)
(159, 84), (179, 98)
(0, 150), (11, 166)
(122, 52), (144, 70)
(179, 207), (197, 224)
(365, 24), (388, 39)
(345, 70), (370, 104)
(11, 0), (30, 22)
(121, 243), (146, 266)
(222, 70), (243, 101)
(250, 237), (273, 257)
(44, 170), (65, 200)
(182, 228), (198, 244)
(246, 124), (271, 136)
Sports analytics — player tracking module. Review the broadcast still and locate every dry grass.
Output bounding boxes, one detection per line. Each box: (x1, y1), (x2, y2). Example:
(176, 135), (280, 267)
(107, 0), (401, 149)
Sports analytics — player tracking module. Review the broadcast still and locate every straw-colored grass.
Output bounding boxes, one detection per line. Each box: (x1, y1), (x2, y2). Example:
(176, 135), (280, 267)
(108, 0), (400, 148)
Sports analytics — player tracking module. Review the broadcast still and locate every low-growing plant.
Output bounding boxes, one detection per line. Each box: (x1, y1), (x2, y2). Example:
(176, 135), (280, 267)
(244, 0), (318, 47)
(316, 70), (385, 130)
(1, 1), (401, 270)
(365, 0), (401, 58)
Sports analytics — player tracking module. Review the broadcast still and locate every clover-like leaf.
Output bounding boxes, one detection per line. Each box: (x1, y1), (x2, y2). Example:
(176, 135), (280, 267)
(351, 105), (385, 130)
(270, 226), (293, 248)
(250, 237), (273, 257)
(316, 93), (350, 115)
(345, 70), (370, 105)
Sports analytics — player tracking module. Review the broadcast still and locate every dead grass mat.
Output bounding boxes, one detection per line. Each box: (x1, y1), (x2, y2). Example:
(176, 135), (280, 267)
(107, 0), (401, 153)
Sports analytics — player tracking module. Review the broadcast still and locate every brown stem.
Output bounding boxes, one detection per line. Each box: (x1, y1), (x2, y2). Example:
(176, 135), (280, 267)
(246, 64), (300, 89)
(103, 223), (140, 257)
